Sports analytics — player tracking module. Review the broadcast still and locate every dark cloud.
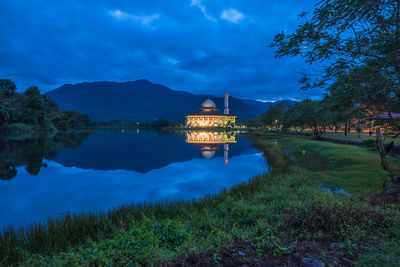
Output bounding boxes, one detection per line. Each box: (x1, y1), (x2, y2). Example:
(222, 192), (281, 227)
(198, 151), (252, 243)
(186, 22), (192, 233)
(0, 0), (321, 100)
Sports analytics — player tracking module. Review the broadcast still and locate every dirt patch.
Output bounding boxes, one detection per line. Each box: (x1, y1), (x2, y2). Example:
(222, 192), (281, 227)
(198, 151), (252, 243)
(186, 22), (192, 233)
(365, 186), (400, 205)
(173, 239), (354, 266)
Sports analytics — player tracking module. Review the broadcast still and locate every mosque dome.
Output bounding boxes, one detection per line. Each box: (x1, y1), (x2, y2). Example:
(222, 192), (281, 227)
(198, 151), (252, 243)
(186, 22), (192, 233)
(202, 99), (216, 109)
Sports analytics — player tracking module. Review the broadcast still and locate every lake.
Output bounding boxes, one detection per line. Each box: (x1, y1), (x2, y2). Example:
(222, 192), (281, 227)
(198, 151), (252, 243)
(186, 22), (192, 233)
(0, 130), (270, 229)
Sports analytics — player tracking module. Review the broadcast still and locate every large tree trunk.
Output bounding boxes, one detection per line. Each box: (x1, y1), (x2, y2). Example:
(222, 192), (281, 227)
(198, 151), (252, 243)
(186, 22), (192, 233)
(376, 128), (398, 184)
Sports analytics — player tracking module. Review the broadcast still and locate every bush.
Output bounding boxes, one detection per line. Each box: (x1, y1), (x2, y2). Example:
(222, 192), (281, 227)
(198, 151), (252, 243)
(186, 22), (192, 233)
(284, 190), (400, 242)
(6, 123), (36, 133)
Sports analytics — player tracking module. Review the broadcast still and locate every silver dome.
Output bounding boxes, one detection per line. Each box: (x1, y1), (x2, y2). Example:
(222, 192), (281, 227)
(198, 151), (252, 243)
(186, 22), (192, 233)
(202, 99), (216, 109)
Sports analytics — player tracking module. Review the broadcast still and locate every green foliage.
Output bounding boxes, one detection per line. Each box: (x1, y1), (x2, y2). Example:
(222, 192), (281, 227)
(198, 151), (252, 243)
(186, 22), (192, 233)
(271, 0), (400, 121)
(0, 79), (17, 97)
(282, 99), (331, 138)
(247, 102), (288, 128)
(6, 123), (37, 134)
(141, 118), (171, 128)
(49, 110), (92, 130)
(2, 137), (400, 265)
(0, 79), (93, 132)
(21, 86), (45, 126)
(0, 131), (90, 181)
(0, 106), (10, 128)
(284, 190), (399, 240)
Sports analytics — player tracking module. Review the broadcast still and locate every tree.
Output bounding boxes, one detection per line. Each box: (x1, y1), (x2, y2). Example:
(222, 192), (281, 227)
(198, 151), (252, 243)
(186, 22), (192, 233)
(21, 86), (45, 127)
(271, 0), (400, 116)
(42, 95), (60, 114)
(0, 107), (10, 128)
(271, 0), (400, 185)
(0, 79), (17, 128)
(0, 79), (93, 131)
(356, 126), (362, 138)
(0, 79), (17, 97)
(262, 102), (288, 129)
(283, 99), (331, 139)
(246, 102), (289, 128)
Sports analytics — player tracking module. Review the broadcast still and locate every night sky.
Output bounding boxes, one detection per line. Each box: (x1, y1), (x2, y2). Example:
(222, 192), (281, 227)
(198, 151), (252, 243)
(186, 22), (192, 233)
(0, 0), (323, 101)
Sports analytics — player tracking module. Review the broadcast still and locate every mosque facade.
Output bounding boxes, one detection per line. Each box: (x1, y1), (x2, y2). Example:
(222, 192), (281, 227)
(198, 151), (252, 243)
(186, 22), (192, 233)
(185, 93), (236, 128)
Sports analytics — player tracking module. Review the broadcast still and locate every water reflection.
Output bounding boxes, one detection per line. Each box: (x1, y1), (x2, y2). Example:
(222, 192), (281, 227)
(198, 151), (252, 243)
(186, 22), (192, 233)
(0, 130), (268, 228)
(185, 131), (236, 164)
(0, 132), (89, 180)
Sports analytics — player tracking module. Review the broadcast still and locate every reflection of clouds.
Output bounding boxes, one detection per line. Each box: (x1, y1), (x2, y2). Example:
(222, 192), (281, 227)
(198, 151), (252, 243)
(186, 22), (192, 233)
(0, 153), (267, 228)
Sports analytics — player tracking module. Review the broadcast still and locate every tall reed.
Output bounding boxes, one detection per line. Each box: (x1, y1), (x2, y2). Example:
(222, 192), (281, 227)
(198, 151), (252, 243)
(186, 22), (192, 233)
(0, 172), (273, 265)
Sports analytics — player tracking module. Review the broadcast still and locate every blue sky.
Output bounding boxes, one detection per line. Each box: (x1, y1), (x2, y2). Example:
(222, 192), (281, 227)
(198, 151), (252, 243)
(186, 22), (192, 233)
(0, 0), (322, 101)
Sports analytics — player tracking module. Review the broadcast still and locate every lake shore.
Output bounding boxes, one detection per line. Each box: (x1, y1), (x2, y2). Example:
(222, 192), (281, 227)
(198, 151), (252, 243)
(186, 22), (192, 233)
(2, 136), (400, 266)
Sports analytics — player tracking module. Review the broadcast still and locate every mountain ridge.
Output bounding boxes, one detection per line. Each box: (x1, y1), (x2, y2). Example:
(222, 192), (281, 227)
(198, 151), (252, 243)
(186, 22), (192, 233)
(46, 79), (296, 122)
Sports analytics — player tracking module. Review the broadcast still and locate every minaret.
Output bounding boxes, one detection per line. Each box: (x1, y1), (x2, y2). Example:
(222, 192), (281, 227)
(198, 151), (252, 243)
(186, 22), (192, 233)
(224, 93), (229, 115)
(224, 144), (229, 165)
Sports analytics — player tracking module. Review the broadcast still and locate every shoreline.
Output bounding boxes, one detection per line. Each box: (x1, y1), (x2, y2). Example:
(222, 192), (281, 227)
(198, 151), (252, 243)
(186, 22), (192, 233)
(1, 135), (400, 265)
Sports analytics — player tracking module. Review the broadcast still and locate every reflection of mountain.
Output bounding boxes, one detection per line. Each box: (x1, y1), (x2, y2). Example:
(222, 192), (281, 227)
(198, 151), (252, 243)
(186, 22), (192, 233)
(0, 132), (90, 180)
(53, 130), (253, 173)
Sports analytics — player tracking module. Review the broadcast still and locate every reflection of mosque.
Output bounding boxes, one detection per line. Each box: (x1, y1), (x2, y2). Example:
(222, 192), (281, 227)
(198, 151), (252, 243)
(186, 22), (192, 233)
(185, 131), (236, 165)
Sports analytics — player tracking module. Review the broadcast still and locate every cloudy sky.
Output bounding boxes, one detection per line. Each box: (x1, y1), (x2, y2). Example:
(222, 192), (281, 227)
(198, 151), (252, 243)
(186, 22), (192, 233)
(0, 0), (322, 101)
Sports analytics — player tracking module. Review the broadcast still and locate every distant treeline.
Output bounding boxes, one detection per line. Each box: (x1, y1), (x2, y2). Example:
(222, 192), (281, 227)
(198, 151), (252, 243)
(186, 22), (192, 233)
(95, 119), (182, 129)
(246, 99), (400, 139)
(0, 79), (185, 132)
(103, 119), (177, 128)
(257, 0), (400, 141)
(0, 79), (94, 132)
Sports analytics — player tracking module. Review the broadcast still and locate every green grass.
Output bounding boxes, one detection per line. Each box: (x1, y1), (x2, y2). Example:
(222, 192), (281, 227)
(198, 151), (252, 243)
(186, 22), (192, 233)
(279, 138), (400, 192)
(1, 137), (400, 265)
(322, 132), (400, 143)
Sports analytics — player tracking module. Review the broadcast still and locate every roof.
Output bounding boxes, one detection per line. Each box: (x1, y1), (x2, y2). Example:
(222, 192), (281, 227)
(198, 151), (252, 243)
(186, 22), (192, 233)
(378, 113), (400, 119)
(187, 110), (236, 116)
(366, 113), (400, 120)
(202, 99), (216, 109)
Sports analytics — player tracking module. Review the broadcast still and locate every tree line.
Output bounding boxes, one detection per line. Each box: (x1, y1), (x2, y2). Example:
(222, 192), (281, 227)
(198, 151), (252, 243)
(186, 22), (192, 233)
(0, 132), (89, 181)
(246, 98), (388, 139)
(0, 79), (93, 132)
(263, 0), (400, 187)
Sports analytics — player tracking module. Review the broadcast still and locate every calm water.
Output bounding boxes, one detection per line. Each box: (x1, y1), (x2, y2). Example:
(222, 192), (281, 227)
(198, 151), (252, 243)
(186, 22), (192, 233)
(0, 130), (268, 229)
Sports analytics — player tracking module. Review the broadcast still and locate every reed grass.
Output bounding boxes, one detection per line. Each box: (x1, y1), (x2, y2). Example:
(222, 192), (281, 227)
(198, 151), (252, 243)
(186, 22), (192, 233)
(0, 169), (272, 265)
(1, 136), (400, 265)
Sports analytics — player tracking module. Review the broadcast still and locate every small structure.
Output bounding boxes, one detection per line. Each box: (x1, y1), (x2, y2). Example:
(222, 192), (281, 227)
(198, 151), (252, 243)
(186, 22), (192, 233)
(185, 93), (236, 128)
(363, 112), (400, 131)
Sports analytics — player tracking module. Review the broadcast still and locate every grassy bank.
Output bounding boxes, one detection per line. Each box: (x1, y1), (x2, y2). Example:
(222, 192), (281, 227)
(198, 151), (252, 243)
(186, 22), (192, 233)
(1, 137), (400, 265)
(322, 132), (400, 142)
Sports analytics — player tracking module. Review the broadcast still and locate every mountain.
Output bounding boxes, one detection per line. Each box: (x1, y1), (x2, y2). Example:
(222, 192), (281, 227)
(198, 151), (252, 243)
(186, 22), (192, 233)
(46, 80), (293, 122)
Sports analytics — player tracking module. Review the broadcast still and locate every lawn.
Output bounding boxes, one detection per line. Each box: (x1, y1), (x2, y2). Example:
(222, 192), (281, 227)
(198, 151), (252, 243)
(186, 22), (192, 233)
(2, 136), (400, 266)
(278, 137), (400, 192)
(322, 132), (400, 144)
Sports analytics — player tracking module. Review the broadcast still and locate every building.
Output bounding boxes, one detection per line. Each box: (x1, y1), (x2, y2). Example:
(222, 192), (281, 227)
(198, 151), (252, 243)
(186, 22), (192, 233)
(185, 131), (236, 165)
(363, 112), (400, 132)
(185, 93), (236, 128)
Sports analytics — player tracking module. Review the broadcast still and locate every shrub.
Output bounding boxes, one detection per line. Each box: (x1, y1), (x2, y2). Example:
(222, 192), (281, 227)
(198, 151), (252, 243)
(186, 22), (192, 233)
(6, 123), (36, 133)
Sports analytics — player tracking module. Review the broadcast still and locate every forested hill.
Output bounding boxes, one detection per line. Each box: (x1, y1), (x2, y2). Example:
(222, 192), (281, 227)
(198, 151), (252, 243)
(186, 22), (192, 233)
(46, 79), (292, 121)
(0, 79), (92, 132)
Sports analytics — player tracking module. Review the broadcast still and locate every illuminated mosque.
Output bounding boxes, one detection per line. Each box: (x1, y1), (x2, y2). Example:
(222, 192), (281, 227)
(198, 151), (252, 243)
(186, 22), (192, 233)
(185, 93), (236, 128)
(185, 131), (236, 165)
